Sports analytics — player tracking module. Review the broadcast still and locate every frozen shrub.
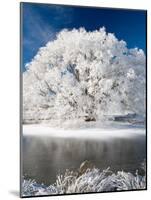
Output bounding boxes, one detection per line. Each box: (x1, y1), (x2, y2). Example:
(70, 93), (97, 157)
(22, 166), (146, 196)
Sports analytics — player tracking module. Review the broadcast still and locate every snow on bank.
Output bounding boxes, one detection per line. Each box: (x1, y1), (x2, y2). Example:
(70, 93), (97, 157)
(23, 122), (145, 140)
(22, 167), (146, 197)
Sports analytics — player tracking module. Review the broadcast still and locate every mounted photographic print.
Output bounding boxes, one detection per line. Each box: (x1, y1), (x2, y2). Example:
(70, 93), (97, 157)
(20, 2), (147, 197)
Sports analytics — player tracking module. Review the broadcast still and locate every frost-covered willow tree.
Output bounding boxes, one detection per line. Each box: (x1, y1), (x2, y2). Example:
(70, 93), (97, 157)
(23, 27), (146, 123)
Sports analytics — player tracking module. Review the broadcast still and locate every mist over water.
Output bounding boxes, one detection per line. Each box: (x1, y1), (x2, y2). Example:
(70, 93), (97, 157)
(23, 133), (146, 185)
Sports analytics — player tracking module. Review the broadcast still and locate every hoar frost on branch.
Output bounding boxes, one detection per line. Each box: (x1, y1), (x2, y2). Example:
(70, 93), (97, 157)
(23, 27), (146, 123)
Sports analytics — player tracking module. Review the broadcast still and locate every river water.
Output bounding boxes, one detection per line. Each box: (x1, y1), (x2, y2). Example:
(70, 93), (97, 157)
(22, 125), (146, 186)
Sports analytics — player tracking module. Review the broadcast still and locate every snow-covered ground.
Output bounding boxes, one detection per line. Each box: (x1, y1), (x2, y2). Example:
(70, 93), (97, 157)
(23, 121), (145, 140)
(22, 167), (146, 197)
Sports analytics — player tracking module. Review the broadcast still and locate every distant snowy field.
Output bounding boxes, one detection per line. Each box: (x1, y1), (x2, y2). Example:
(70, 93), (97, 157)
(23, 121), (145, 140)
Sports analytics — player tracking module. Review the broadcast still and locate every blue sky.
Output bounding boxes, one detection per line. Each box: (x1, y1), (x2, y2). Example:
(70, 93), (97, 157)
(21, 3), (146, 71)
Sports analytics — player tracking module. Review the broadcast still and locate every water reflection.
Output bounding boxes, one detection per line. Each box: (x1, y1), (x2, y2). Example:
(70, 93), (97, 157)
(23, 135), (146, 185)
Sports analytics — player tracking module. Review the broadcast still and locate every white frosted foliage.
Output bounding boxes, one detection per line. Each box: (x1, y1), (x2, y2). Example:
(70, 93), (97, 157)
(22, 167), (146, 196)
(23, 28), (146, 123)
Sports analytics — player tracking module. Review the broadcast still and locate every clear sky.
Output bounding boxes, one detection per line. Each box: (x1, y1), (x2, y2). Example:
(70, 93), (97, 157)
(21, 3), (146, 71)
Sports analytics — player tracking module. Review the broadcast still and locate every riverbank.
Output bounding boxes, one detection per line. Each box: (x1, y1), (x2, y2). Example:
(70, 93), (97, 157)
(23, 121), (145, 140)
(22, 165), (146, 197)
